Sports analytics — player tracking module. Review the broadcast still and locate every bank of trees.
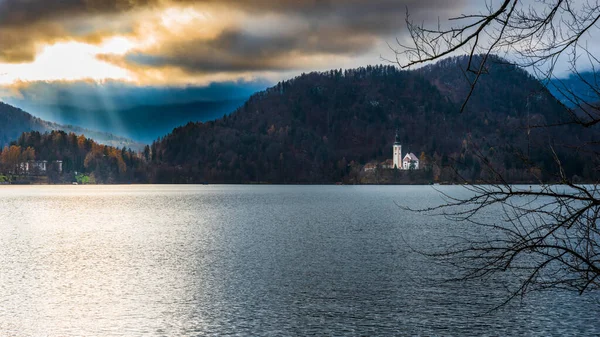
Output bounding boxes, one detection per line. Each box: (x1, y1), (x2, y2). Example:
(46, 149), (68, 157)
(2, 131), (148, 183)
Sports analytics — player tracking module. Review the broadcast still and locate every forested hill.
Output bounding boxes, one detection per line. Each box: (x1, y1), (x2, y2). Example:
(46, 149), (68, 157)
(0, 102), (142, 150)
(150, 55), (597, 184)
(0, 102), (49, 147)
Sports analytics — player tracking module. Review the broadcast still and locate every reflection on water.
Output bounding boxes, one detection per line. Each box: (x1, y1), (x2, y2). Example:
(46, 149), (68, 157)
(0, 185), (598, 336)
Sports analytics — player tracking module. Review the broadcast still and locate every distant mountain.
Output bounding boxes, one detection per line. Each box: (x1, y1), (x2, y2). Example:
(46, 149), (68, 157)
(0, 102), (142, 150)
(548, 71), (600, 107)
(0, 102), (48, 147)
(148, 55), (598, 184)
(3, 81), (267, 143)
(13, 99), (247, 143)
(115, 100), (248, 143)
(4, 80), (268, 111)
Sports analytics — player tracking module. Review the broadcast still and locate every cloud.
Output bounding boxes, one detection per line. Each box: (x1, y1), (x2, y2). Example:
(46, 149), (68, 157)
(0, 0), (157, 26)
(0, 0), (456, 25)
(0, 0), (466, 83)
(113, 25), (378, 76)
(110, 0), (464, 77)
(0, 24), (66, 62)
(0, 0), (153, 63)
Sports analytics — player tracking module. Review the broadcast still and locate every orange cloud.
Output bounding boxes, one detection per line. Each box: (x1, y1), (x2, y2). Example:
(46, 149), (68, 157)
(0, 0), (466, 85)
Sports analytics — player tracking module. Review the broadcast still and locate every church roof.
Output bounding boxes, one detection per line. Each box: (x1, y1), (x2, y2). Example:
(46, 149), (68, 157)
(394, 130), (401, 145)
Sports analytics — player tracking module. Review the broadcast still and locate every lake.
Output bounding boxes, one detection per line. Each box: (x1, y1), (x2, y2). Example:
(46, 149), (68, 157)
(0, 185), (598, 336)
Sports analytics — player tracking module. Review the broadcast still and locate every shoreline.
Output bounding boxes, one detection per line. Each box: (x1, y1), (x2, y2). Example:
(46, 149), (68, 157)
(0, 182), (592, 186)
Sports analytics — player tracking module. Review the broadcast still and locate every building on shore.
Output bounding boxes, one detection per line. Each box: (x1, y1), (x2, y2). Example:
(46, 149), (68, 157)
(362, 131), (421, 172)
(18, 160), (63, 175)
(392, 130), (420, 170)
(393, 131), (402, 169)
(402, 153), (420, 170)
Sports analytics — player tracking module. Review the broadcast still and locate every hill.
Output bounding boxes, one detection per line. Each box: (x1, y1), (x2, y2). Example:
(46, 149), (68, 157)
(0, 102), (143, 150)
(148, 55), (599, 184)
(0, 102), (48, 146)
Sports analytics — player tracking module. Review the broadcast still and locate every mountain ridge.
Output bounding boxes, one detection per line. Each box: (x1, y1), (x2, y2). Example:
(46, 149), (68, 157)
(7, 99), (247, 143)
(0, 101), (143, 150)
(147, 55), (598, 184)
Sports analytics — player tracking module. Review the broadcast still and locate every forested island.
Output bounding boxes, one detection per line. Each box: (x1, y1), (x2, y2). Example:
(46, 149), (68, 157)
(1, 55), (599, 184)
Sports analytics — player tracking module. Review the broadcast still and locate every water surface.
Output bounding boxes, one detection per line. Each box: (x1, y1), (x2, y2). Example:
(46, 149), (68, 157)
(0, 185), (598, 336)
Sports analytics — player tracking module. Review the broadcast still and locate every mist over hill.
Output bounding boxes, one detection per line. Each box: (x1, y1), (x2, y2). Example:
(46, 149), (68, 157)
(2, 80), (269, 143)
(0, 102), (142, 150)
(548, 71), (600, 107)
(17, 99), (247, 144)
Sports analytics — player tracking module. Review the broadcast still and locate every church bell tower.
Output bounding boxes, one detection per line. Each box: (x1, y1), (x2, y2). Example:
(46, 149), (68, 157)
(393, 130), (402, 169)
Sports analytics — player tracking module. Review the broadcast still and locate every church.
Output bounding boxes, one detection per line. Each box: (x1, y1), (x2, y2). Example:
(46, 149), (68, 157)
(392, 131), (419, 170)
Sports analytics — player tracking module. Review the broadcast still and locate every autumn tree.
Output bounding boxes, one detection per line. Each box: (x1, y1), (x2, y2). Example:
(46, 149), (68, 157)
(0, 145), (22, 174)
(20, 147), (35, 162)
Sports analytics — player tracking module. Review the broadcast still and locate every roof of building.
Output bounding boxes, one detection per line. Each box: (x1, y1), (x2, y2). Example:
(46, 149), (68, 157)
(403, 153), (419, 161)
(382, 159), (394, 165)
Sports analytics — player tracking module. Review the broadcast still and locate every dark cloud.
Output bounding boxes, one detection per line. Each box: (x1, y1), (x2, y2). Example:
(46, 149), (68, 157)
(114, 0), (463, 75)
(0, 23), (68, 62)
(118, 27), (378, 74)
(0, 0), (465, 76)
(0, 0), (158, 62)
(0, 0), (156, 27)
(0, 0), (455, 25)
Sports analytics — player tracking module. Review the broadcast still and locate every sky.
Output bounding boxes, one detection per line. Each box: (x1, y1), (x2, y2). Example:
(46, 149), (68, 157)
(0, 1), (469, 99)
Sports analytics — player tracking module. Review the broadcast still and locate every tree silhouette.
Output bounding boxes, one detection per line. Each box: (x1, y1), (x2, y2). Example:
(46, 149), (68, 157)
(394, 0), (600, 303)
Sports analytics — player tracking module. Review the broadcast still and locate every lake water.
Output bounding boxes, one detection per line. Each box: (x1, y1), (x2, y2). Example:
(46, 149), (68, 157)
(0, 185), (598, 336)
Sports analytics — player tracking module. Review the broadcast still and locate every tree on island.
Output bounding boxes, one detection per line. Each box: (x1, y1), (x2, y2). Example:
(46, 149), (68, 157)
(393, 0), (600, 305)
